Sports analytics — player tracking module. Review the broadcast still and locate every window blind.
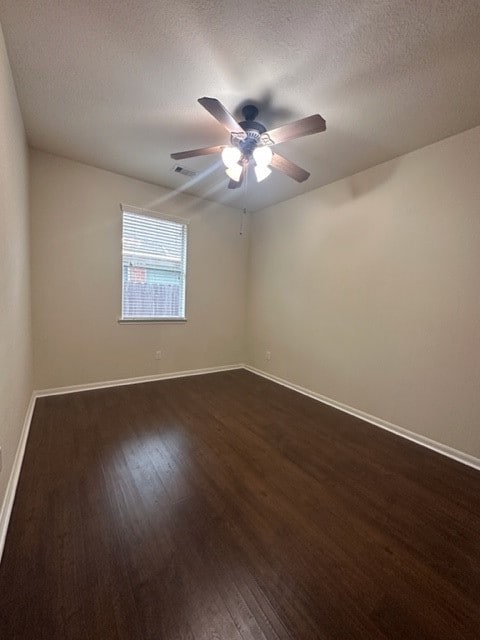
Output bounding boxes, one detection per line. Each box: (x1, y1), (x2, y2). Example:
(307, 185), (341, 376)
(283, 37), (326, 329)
(121, 210), (187, 320)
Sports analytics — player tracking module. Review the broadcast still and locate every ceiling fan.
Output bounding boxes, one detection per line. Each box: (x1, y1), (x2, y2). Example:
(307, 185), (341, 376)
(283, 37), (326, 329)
(171, 97), (326, 189)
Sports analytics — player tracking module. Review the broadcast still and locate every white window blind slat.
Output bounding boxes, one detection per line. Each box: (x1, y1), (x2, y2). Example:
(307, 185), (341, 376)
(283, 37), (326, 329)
(121, 211), (187, 320)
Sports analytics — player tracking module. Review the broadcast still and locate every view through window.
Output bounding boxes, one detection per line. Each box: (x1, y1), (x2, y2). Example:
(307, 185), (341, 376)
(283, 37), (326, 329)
(121, 210), (187, 320)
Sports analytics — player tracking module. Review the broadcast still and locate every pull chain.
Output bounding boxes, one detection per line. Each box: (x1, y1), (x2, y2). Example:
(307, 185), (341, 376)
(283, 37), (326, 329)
(240, 162), (248, 236)
(240, 206), (247, 235)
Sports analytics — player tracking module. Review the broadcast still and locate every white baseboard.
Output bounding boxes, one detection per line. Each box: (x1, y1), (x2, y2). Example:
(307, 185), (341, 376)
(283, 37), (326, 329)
(244, 365), (480, 472)
(0, 393), (37, 564)
(35, 363), (244, 397)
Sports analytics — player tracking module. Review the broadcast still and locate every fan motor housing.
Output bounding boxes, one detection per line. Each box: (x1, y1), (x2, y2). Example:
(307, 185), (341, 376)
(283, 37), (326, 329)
(239, 130), (261, 156)
(237, 104), (266, 156)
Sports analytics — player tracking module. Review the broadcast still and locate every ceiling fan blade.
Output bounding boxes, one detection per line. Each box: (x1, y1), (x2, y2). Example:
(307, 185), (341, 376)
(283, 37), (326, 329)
(270, 152), (310, 182)
(170, 145), (225, 160)
(198, 97), (244, 134)
(263, 114), (326, 145)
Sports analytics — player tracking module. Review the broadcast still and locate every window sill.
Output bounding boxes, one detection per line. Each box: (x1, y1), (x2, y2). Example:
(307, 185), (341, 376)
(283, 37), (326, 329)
(118, 317), (187, 324)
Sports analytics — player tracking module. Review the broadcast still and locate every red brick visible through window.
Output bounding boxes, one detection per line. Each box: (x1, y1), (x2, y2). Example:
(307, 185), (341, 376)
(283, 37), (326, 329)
(128, 266), (146, 284)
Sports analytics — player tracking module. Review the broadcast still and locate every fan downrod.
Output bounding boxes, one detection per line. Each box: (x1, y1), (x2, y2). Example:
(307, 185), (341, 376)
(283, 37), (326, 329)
(241, 104), (259, 121)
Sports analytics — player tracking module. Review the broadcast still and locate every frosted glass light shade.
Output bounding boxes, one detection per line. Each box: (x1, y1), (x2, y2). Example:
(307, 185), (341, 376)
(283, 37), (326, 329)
(225, 163), (243, 182)
(221, 146), (242, 168)
(253, 145), (273, 166)
(254, 165), (272, 182)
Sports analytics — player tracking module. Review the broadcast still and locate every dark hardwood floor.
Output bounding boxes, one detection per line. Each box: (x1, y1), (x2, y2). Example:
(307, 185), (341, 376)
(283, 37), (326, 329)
(1, 370), (479, 639)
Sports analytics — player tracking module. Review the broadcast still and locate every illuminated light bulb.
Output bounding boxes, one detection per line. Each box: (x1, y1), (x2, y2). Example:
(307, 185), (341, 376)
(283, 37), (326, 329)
(225, 163), (243, 182)
(253, 145), (273, 166)
(255, 164), (272, 182)
(221, 146), (242, 168)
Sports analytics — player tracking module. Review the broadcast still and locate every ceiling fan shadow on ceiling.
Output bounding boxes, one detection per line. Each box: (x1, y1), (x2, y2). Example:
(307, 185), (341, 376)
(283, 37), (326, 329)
(171, 97), (326, 190)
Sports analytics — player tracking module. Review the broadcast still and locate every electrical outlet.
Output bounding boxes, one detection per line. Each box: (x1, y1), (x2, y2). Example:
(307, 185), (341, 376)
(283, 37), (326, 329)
(265, 350), (271, 361)
(154, 350), (162, 360)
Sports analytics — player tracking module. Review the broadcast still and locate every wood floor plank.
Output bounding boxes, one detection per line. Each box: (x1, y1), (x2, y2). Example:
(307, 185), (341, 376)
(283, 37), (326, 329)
(0, 370), (479, 639)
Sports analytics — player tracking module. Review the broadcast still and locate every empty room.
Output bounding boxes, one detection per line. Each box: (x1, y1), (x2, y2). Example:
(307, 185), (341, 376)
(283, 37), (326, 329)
(1, 1), (480, 638)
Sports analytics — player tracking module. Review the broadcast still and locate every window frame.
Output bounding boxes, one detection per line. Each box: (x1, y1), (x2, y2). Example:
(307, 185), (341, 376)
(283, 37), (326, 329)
(118, 206), (188, 324)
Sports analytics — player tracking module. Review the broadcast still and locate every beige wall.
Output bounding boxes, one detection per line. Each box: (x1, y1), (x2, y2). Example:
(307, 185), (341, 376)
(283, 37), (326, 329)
(30, 150), (248, 389)
(247, 126), (480, 458)
(28, 126), (480, 458)
(0, 26), (32, 513)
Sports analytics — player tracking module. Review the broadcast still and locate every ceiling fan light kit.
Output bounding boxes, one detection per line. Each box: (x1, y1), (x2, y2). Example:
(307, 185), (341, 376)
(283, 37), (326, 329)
(225, 163), (243, 182)
(221, 146), (242, 168)
(171, 97), (326, 190)
(253, 145), (273, 167)
(254, 164), (272, 183)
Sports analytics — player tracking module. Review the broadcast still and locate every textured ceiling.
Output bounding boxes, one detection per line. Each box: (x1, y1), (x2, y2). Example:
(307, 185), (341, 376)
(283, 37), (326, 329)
(1, 0), (480, 211)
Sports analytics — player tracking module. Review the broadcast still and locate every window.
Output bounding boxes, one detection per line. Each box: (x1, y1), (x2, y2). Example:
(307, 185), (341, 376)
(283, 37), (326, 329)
(121, 208), (187, 321)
